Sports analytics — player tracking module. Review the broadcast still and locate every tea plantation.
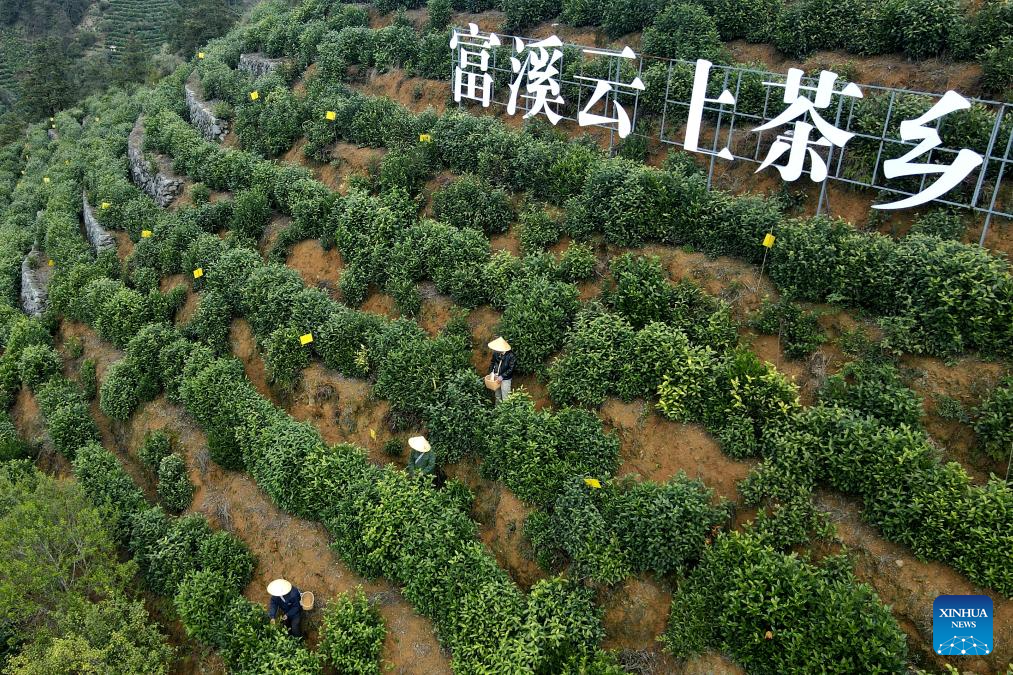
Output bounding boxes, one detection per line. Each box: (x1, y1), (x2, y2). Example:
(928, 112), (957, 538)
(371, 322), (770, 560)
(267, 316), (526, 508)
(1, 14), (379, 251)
(0, 0), (1010, 672)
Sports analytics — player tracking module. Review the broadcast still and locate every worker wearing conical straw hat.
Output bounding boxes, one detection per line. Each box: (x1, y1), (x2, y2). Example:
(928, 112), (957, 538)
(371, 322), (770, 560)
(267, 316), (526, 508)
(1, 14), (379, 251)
(487, 336), (515, 404)
(407, 435), (435, 477)
(267, 578), (307, 637)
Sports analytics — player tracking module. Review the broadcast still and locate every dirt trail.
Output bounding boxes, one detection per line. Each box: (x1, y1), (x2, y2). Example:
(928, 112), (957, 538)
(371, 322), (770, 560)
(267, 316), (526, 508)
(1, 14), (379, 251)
(815, 490), (1012, 673)
(287, 238), (344, 292)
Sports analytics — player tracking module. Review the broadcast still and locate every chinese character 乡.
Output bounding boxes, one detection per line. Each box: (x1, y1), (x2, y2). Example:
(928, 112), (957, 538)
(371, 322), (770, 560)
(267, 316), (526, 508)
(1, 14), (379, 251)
(450, 23), (501, 108)
(754, 68), (863, 182)
(575, 45), (644, 139)
(873, 90), (984, 210)
(508, 36), (565, 125)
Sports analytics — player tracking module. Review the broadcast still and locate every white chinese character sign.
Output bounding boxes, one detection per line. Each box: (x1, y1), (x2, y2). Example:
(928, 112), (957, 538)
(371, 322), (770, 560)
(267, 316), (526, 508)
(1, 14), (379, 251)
(448, 28), (1010, 230)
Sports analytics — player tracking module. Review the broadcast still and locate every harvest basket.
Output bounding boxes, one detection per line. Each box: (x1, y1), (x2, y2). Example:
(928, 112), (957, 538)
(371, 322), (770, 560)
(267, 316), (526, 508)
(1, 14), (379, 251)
(484, 373), (502, 391)
(300, 591), (314, 611)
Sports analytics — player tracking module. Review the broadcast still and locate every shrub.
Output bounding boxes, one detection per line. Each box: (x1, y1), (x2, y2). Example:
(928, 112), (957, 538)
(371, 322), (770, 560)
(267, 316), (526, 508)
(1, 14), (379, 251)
(144, 514), (213, 596)
(374, 25), (421, 72)
(974, 377), (1012, 462)
(99, 358), (143, 422)
(893, 0), (961, 57)
(71, 443), (146, 542)
(230, 188), (271, 240)
(17, 344), (62, 390)
(139, 430), (173, 472)
(427, 0), (452, 30)
(422, 370), (491, 464)
(663, 531), (907, 671)
(616, 322), (691, 401)
(432, 176), (515, 236)
(235, 87), (305, 158)
(498, 276), (580, 375)
(518, 205), (562, 254)
(503, 0), (562, 32)
(751, 298), (825, 359)
(601, 254), (673, 329)
(199, 530), (257, 592)
(154, 453), (193, 514)
(481, 391), (620, 507)
(704, 0), (784, 41)
(374, 328), (472, 419)
(558, 243), (596, 282)
(547, 308), (635, 408)
(184, 290), (233, 353)
(908, 209), (965, 240)
(264, 325), (311, 392)
(0, 415), (27, 461)
(642, 4), (725, 61)
(319, 588), (386, 674)
(980, 38), (1013, 99)
(820, 361), (924, 429)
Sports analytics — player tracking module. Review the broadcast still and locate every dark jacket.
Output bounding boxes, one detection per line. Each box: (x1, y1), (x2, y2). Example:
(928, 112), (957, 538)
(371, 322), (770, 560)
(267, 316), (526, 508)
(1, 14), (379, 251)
(269, 586), (303, 619)
(409, 449), (435, 476)
(490, 350), (516, 380)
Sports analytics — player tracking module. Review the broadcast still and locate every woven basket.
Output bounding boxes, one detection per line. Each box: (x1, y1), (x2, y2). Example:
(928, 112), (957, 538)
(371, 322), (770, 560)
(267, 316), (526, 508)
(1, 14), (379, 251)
(484, 373), (502, 391)
(300, 591), (314, 611)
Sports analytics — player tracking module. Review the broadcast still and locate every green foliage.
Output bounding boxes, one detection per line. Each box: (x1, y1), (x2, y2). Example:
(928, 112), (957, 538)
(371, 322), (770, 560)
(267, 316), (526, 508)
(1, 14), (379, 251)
(973, 377), (1013, 461)
(893, 0), (962, 57)
(71, 443), (146, 542)
(184, 290), (233, 353)
(142, 513), (212, 596)
(426, 0), (452, 30)
(0, 414), (27, 461)
(99, 358), (142, 421)
(980, 37), (1013, 98)
(230, 188), (271, 240)
(558, 242), (596, 282)
(36, 379), (99, 460)
(198, 530), (257, 593)
(602, 254), (673, 329)
(264, 325), (311, 392)
(135, 433), (171, 477)
(908, 209), (965, 240)
(17, 343), (61, 390)
(547, 307), (635, 408)
(374, 325), (472, 419)
(498, 276), (580, 375)
(663, 531), (907, 671)
(518, 204), (562, 254)
(481, 391), (619, 507)
(422, 370), (491, 465)
(642, 4), (726, 61)
(751, 298), (825, 359)
(157, 454), (194, 514)
(319, 588), (386, 675)
(235, 87), (305, 158)
(432, 175), (515, 236)
(820, 361), (924, 428)
(503, 0), (562, 32)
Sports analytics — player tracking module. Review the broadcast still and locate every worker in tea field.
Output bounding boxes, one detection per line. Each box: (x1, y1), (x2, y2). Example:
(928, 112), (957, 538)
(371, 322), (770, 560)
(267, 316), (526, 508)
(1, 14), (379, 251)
(267, 578), (305, 637)
(407, 435), (435, 477)
(487, 336), (515, 404)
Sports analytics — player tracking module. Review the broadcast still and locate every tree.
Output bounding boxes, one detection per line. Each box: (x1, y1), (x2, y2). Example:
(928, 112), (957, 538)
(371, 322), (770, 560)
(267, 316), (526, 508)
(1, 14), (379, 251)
(115, 34), (151, 86)
(16, 36), (72, 118)
(167, 0), (237, 56)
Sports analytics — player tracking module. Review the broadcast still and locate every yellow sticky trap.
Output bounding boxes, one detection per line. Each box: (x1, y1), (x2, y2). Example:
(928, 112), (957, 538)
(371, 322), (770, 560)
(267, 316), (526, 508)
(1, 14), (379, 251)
(141, 230), (152, 238)
(51, 124), (55, 129)
(100, 202), (110, 209)
(43, 176), (50, 184)
(762, 233), (776, 248)
(584, 478), (601, 489)
(325, 110), (337, 121)
(20, 170), (25, 175)
(49, 117), (54, 122)
(419, 133), (432, 143)
(369, 428), (377, 441)
(47, 259), (54, 267)
(197, 52), (205, 59)
(64, 160), (69, 165)
(192, 268), (204, 279)
(249, 90), (259, 101)
(299, 333), (314, 345)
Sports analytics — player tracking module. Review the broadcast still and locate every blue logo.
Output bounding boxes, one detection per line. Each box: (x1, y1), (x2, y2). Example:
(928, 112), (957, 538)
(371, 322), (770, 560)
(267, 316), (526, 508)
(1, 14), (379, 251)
(933, 595), (993, 656)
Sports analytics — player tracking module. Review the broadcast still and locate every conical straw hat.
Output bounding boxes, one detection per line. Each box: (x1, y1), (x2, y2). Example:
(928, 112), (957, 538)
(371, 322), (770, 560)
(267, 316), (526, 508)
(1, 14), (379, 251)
(488, 336), (511, 352)
(267, 579), (292, 596)
(408, 435), (431, 452)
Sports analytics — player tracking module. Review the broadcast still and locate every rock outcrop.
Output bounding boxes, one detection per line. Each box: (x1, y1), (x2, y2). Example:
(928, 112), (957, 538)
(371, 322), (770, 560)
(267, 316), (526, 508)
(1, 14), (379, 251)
(81, 192), (116, 253)
(185, 72), (228, 142)
(128, 116), (184, 207)
(20, 249), (50, 316)
(238, 52), (286, 78)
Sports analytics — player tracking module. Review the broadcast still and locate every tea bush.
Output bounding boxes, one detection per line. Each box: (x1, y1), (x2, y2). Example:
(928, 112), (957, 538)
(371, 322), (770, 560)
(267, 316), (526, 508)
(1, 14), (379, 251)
(139, 429), (173, 471)
(547, 307), (635, 408)
(99, 358), (143, 421)
(184, 290), (233, 353)
(980, 38), (1013, 97)
(498, 276), (580, 375)
(664, 530), (907, 671)
(36, 379), (99, 460)
(0, 415), (27, 462)
(198, 530), (257, 593)
(319, 588), (386, 675)
(264, 325), (311, 392)
(158, 454), (195, 514)
(907, 209), (965, 240)
(820, 361), (924, 429)
(893, 0), (962, 58)
(17, 344), (61, 390)
(973, 377), (1012, 461)
(751, 298), (825, 359)
(422, 370), (491, 464)
(481, 391), (619, 507)
(234, 87), (305, 158)
(503, 0), (562, 32)
(72, 442), (147, 542)
(431, 175), (514, 236)
(642, 4), (726, 61)
(602, 254), (674, 329)
(230, 188), (271, 240)
(518, 204), (562, 254)
(143, 514), (213, 596)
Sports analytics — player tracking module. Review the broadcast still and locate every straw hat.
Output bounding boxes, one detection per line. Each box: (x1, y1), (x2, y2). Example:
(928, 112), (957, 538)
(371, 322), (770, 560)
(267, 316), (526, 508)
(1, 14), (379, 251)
(408, 435), (431, 453)
(267, 579), (292, 597)
(488, 336), (511, 352)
